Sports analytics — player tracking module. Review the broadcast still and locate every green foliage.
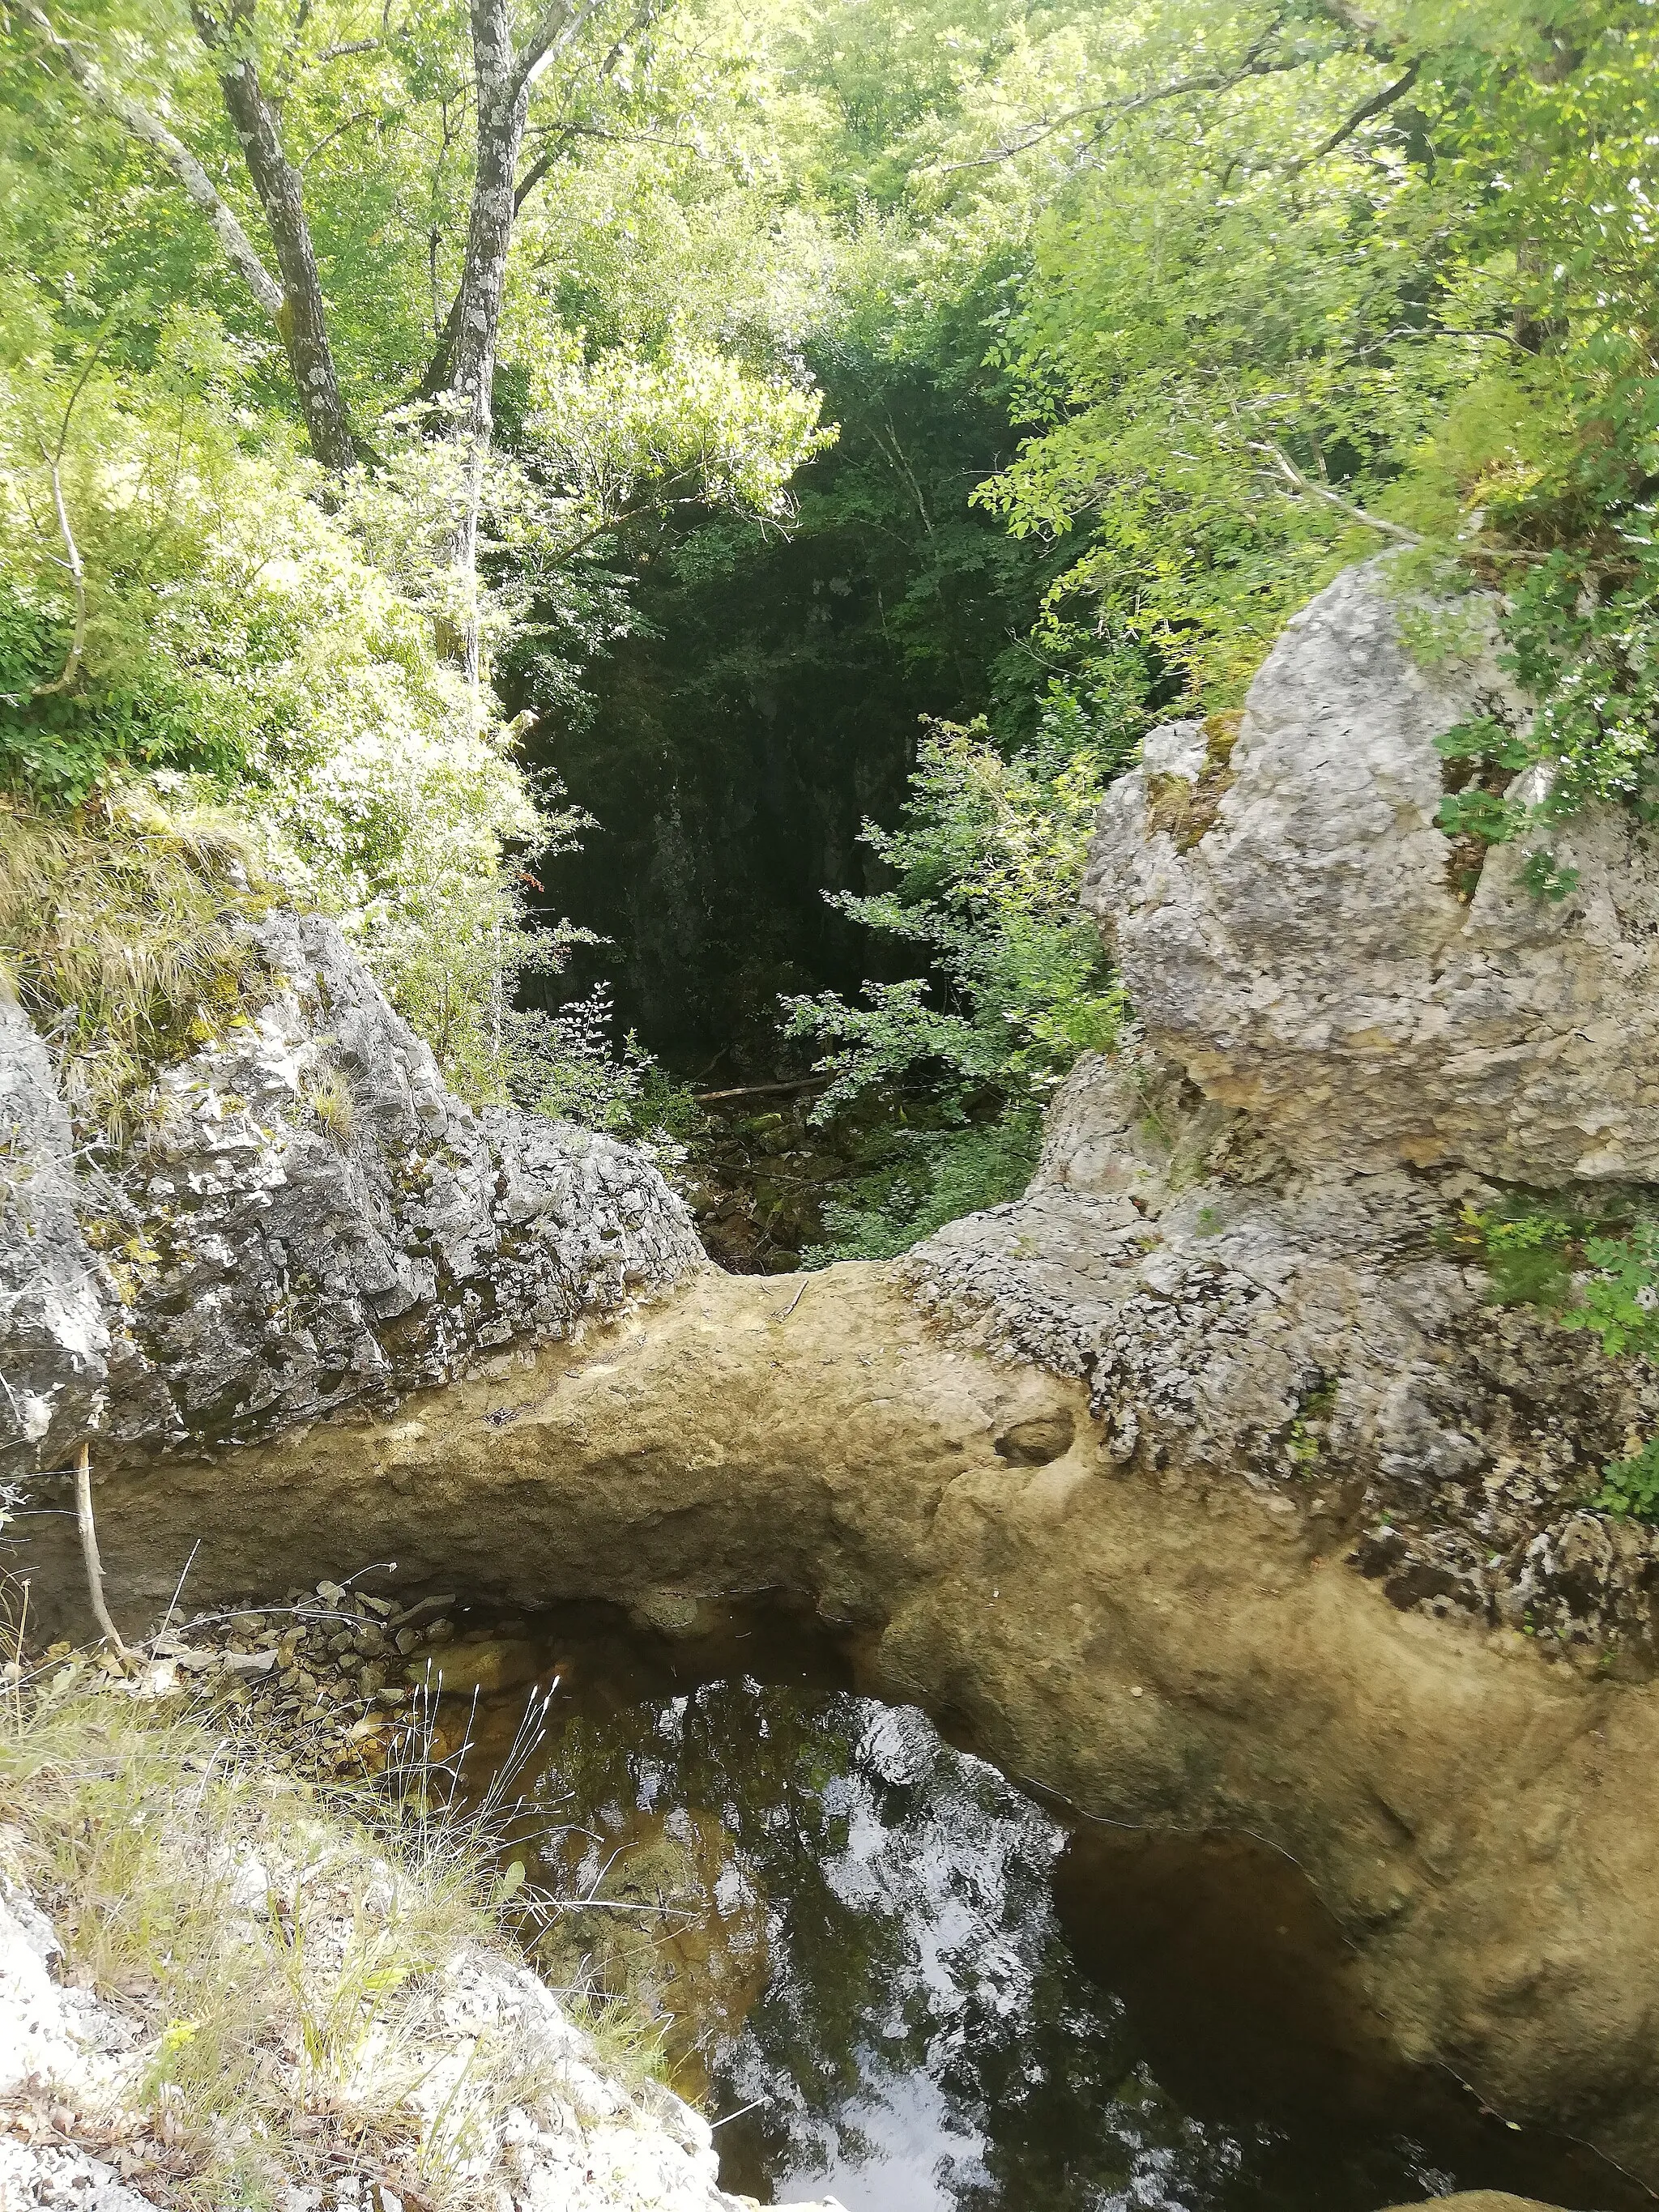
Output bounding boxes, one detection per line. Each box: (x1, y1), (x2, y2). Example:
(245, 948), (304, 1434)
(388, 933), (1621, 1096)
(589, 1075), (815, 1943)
(782, 713), (1125, 1117)
(1454, 1203), (1580, 1309)
(1457, 1203), (1659, 1523)
(966, 0), (1659, 774)
(804, 1107), (1042, 1265)
(1560, 1224), (1659, 1365)
(1595, 1437), (1659, 1524)
(503, 984), (700, 1154)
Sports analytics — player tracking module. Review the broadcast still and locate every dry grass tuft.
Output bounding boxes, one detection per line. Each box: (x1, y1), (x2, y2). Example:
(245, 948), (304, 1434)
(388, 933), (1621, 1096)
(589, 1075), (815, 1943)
(0, 1653), (565, 2212)
(302, 1068), (356, 1149)
(0, 786), (277, 1148)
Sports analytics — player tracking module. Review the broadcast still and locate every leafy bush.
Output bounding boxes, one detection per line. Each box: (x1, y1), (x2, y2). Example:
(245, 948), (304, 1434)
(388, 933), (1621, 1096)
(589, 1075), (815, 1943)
(1596, 1437), (1659, 1523)
(504, 983), (700, 1157)
(803, 1109), (1043, 1265)
(1560, 1223), (1659, 1366)
(1452, 1204), (1580, 1310)
(783, 710), (1125, 1117)
(780, 702), (1126, 1259)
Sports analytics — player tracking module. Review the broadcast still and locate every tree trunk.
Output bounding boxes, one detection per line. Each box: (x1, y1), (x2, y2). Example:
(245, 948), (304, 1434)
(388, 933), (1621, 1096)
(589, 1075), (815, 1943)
(192, 4), (357, 471)
(439, 0), (535, 682)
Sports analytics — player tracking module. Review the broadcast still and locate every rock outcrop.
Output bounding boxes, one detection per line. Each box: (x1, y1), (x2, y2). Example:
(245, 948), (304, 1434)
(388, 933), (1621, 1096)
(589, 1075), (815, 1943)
(0, 992), (111, 1464)
(0, 1862), (761, 2212)
(911, 561), (1659, 1656)
(1082, 558), (1659, 1183)
(18, 1266), (1659, 2189)
(0, 909), (704, 1479)
(13, 558), (1659, 2189)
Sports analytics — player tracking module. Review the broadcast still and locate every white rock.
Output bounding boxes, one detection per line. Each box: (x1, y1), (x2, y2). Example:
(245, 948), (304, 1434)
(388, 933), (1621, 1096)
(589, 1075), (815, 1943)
(1083, 558), (1659, 1183)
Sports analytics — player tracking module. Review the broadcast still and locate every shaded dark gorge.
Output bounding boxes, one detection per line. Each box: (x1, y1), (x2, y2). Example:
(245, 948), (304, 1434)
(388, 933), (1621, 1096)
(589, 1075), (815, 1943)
(514, 347), (1064, 1072)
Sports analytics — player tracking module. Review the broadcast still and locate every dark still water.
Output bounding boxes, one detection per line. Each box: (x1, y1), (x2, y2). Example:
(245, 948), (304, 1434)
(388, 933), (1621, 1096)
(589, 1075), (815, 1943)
(443, 1609), (1647, 2212)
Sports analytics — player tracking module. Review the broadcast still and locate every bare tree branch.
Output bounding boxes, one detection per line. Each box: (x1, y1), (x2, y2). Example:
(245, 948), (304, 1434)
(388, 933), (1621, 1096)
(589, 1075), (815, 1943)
(938, 23), (1307, 173)
(1249, 440), (1424, 543)
(298, 101), (381, 171)
(23, 1), (282, 316)
(25, 458), (87, 700)
(75, 1441), (132, 1664)
(1282, 57), (1419, 177)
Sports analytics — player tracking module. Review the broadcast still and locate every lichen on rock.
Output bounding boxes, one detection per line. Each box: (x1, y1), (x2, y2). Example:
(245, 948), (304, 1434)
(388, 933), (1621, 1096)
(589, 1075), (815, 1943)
(908, 560), (1659, 1656)
(0, 908), (706, 1477)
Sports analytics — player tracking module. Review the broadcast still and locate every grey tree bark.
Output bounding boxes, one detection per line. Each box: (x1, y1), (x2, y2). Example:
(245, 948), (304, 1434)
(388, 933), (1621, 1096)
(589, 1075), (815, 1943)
(190, 2), (359, 472)
(28, 0), (356, 472)
(440, 0), (603, 680)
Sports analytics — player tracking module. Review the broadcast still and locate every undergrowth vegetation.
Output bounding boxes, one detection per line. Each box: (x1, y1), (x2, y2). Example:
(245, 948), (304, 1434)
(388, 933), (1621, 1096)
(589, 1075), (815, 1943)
(1456, 1204), (1659, 1520)
(781, 713), (1124, 1260)
(0, 1621), (680, 2212)
(0, 793), (273, 1144)
(0, 1668), (522, 2208)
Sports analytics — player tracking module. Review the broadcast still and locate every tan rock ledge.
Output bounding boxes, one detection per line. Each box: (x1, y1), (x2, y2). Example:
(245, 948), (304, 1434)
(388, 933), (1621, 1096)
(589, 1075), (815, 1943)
(18, 1259), (1659, 2193)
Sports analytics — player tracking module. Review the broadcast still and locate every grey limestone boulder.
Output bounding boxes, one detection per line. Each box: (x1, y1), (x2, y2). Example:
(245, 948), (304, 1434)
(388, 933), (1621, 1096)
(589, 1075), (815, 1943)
(910, 559), (1659, 1652)
(0, 991), (110, 1468)
(0, 909), (705, 1476)
(1082, 560), (1659, 1184)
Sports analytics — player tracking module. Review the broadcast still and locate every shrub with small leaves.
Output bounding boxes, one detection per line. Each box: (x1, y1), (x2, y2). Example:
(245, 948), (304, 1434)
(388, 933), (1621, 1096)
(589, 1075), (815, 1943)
(1595, 1437), (1659, 1524)
(1560, 1223), (1659, 1365)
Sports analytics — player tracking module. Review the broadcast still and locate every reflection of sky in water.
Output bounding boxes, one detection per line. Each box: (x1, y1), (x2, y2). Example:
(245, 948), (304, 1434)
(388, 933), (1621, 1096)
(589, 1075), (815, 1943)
(522, 1677), (1630, 2212)
(715, 1700), (1263, 2212)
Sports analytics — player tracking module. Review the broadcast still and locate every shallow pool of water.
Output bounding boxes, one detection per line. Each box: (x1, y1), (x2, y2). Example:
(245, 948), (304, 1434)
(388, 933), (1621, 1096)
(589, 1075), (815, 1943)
(443, 1604), (1645, 2212)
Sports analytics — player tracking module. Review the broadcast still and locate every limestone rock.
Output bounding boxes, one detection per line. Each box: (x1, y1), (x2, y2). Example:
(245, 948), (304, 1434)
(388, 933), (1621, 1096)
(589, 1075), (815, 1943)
(0, 991), (112, 1468)
(0, 909), (706, 1474)
(0, 1865), (753, 2212)
(1377, 2199), (1566, 2212)
(1082, 559), (1659, 1183)
(906, 1035), (1659, 1648)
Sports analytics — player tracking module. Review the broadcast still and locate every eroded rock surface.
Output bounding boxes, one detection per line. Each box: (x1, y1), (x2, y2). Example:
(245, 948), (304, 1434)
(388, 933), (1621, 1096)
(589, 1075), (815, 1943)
(0, 910), (703, 1477)
(912, 559), (1659, 1656)
(18, 1269), (1659, 2185)
(1083, 560), (1659, 1183)
(908, 1040), (1659, 1655)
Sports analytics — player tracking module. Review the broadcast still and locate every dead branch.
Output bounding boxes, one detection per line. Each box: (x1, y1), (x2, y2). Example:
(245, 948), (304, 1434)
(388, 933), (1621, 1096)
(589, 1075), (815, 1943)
(937, 23), (1307, 173)
(1249, 441), (1425, 545)
(28, 454), (86, 699)
(75, 1441), (132, 1665)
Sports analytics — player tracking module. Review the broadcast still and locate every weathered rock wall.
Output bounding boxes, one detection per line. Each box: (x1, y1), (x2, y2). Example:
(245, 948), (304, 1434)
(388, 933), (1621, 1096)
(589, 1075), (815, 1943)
(909, 560), (1659, 1656)
(906, 1038), (1659, 1655)
(11, 558), (1659, 2190)
(0, 909), (705, 1479)
(1082, 559), (1659, 1183)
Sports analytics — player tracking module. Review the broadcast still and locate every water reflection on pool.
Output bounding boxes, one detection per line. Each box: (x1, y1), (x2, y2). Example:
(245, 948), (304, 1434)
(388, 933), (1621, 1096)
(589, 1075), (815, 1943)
(449, 1612), (1644, 2212)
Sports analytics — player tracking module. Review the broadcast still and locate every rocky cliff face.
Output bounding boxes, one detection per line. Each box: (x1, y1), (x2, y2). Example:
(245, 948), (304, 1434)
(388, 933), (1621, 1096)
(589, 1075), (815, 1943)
(909, 560), (1659, 1655)
(12, 558), (1659, 2187)
(1083, 559), (1659, 1184)
(0, 908), (705, 1479)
